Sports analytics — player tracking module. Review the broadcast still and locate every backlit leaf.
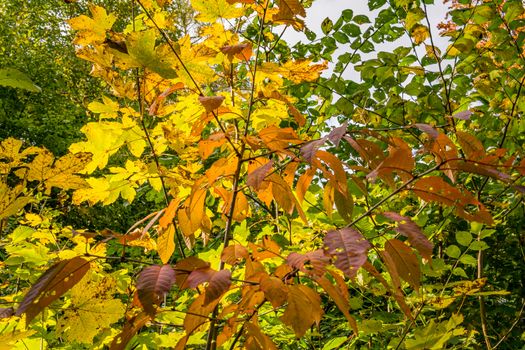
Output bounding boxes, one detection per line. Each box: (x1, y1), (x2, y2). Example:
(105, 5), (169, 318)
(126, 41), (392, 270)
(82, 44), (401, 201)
(287, 250), (330, 277)
(324, 228), (371, 278)
(383, 239), (421, 292)
(56, 273), (125, 343)
(15, 257), (91, 324)
(137, 265), (176, 316)
(382, 212), (433, 261)
(281, 285), (323, 337)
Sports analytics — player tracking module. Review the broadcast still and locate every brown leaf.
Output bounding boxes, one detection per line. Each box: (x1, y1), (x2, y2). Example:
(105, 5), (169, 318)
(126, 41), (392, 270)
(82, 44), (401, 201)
(187, 268), (232, 304)
(221, 244), (249, 265)
(300, 138), (326, 163)
(334, 186), (354, 223)
(273, 0), (306, 30)
(198, 95), (225, 113)
(110, 312), (151, 350)
(456, 131), (485, 159)
(324, 228), (371, 278)
(327, 121), (348, 147)
(247, 160), (274, 190)
(259, 276), (288, 308)
(281, 285), (323, 337)
(382, 212), (433, 261)
(383, 239), (421, 292)
(137, 265), (176, 316)
(367, 138), (414, 184)
(315, 276), (358, 333)
(173, 257), (210, 288)
(244, 321), (278, 350)
(220, 43), (252, 61)
(15, 257), (90, 324)
(0, 307), (14, 319)
(287, 250), (330, 277)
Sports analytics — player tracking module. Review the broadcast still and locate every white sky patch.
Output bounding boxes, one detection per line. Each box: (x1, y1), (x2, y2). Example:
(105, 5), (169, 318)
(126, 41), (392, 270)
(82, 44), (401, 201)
(282, 1), (451, 80)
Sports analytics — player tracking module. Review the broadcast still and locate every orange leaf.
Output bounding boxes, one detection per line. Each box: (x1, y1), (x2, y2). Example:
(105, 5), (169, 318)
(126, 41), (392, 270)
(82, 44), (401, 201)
(198, 95), (225, 113)
(280, 285), (323, 337)
(159, 198), (180, 229)
(244, 321), (278, 350)
(184, 293), (220, 335)
(221, 244), (249, 265)
(110, 312), (151, 350)
(187, 268), (232, 305)
(259, 276), (288, 308)
(315, 276), (358, 333)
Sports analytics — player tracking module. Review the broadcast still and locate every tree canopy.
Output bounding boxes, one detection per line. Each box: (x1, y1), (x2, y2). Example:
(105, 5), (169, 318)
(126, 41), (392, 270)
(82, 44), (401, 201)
(0, 0), (524, 349)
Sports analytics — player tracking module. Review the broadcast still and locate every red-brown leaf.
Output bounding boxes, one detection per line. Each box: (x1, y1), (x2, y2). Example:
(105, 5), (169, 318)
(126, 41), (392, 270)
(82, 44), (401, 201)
(15, 257), (90, 324)
(137, 265), (176, 316)
(173, 256), (210, 288)
(287, 249), (330, 277)
(327, 121), (348, 147)
(382, 212), (433, 261)
(324, 228), (371, 278)
(0, 307), (14, 319)
(300, 138), (326, 163)
(205, 270), (232, 304)
(247, 160), (274, 190)
(384, 239), (421, 292)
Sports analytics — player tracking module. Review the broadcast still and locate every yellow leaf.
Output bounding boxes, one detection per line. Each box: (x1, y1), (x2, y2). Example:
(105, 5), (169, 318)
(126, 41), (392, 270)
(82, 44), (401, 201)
(0, 182), (33, 220)
(191, 0), (244, 22)
(0, 138), (40, 175)
(157, 223), (176, 264)
(24, 150), (91, 193)
(88, 96), (120, 119)
(56, 273), (125, 344)
(68, 5), (116, 45)
(410, 24), (429, 45)
(272, 0), (306, 30)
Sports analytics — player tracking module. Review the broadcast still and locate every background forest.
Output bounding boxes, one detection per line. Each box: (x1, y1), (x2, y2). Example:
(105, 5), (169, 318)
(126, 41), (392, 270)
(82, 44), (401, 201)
(0, 0), (524, 349)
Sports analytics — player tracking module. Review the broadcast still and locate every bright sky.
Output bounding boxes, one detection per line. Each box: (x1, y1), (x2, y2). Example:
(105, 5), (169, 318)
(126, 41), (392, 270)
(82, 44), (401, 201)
(283, 1), (451, 79)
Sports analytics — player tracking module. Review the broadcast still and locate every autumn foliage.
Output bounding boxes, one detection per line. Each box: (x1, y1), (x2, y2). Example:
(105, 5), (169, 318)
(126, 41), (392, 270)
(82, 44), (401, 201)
(1, 0), (524, 349)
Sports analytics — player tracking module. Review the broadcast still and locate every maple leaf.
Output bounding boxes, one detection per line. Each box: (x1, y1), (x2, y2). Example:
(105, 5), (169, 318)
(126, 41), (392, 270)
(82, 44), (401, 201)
(191, 0), (245, 22)
(56, 273), (126, 343)
(272, 0), (306, 30)
(23, 150), (91, 193)
(68, 5), (116, 45)
(0, 137), (40, 175)
(0, 182), (33, 220)
(281, 285), (323, 337)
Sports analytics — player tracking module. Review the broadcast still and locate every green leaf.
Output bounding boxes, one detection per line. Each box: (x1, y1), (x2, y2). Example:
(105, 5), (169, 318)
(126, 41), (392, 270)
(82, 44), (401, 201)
(322, 336), (347, 350)
(321, 17), (333, 35)
(0, 68), (41, 92)
(455, 231), (472, 246)
(445, 245), (461, 259)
